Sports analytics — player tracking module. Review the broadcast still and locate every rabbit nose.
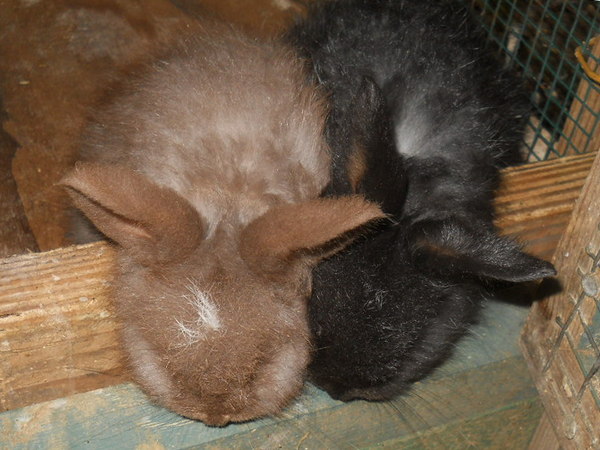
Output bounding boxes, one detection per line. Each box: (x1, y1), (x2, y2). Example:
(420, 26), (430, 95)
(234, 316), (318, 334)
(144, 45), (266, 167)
(207, 414), (231, 427)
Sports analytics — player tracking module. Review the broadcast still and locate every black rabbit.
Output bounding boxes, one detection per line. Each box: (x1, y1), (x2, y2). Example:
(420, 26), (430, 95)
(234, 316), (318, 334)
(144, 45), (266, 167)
(288, 0), (556, 401)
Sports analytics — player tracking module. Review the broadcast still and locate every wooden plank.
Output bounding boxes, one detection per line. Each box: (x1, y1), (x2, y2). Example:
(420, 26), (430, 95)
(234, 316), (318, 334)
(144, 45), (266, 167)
(520, 151), (600, 449)
(529, 413), (561, 450)
(0, 154), (594, 413)
(203, 357), (540, 449)
(375, 398), (543, 449)
(0, 356), (539, 449)
(0, 243), (127, 412)
(501, 153), (594, 177)
(494, 153), (595, 261)
(496, 158), (594, 196)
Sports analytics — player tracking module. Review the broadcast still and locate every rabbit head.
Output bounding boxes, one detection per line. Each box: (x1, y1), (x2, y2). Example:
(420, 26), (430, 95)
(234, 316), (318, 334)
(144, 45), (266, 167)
(310, 214), (555, 402)
(307, 81), (555, 400)
(61, 162), (384, 425)
(303, 67), (555, 402)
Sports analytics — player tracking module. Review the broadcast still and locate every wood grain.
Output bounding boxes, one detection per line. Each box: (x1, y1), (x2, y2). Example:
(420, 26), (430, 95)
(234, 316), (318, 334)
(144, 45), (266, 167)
(0, 243), (126, 412)
(521, 151), (600, 450)
(495, 152), (595, 261)
(0, 356), (541, 448)
(529, 413), (561, 450)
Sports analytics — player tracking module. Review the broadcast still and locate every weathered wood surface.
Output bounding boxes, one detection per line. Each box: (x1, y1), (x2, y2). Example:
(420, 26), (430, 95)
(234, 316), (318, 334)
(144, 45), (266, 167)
(0, 153), (595, 415)
(2, 296), (540, 446)
(521, 151), (600, 450)
(0, 356), (541, 448)
(0, 243), (126, 412)
(528, 413), (561, 450)
(495, 152), (595, 260)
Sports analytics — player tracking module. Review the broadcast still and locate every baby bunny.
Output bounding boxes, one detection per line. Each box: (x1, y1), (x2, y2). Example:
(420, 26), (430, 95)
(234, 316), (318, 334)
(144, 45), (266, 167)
(61, 20), (384, 426)
(288, 0), (556, 401)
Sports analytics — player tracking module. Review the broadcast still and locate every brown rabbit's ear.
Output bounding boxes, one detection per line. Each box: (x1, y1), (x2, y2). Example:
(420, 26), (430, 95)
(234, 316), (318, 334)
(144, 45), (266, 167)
(60, 162), (204, 265)
(240, 196), (386, 274)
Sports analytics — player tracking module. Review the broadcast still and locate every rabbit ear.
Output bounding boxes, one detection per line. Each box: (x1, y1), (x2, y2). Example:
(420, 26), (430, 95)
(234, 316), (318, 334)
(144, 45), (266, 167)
(348, 76), (407, 216)
(349, 76), (388, 143)
(342, 76), (387, 193)
(240, 196), (385, 274)
(410, 218), (556, 282)
(61, 162), (204, 265)
(325, 76), (388, 197)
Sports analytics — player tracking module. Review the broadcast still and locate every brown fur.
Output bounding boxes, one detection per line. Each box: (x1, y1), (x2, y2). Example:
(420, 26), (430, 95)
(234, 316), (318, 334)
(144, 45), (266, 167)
(61, 21), (384, 426)
(346, 144), (368, 191)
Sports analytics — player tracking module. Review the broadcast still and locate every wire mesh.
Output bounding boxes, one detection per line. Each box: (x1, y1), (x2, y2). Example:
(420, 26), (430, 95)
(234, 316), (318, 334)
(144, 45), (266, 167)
(472, 1), (600, 441)
(551, 233), (600, 410)
(469, 0), (600, 161)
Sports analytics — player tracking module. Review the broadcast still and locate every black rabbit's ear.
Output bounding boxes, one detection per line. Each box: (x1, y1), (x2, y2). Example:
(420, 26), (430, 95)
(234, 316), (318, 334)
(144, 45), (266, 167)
(347, 76), (407, 215)
(349, 76), (387, 135)
(324, 76), (389, 198)
(410, 218), (556, 282)
(341, 77), (386, 193)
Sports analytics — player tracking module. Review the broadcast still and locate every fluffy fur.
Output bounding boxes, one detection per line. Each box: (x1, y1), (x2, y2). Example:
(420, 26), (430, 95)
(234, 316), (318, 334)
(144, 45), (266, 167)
(61, 21), (384, 425)
(288, 0), (556, 401)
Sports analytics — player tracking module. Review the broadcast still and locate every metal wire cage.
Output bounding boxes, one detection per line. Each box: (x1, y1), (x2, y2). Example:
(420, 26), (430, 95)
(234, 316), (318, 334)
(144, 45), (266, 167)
(469, 0), (600, 161)
(468, 1), (600, 447)
(520, 153), (600, 448)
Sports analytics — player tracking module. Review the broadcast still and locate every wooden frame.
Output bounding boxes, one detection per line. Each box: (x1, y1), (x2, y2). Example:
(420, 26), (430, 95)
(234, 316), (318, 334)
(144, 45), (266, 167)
(521, 150), (600, 449)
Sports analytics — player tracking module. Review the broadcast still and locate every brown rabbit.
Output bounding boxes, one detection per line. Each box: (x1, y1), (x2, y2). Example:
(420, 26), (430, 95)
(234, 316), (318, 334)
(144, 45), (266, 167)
(60, 21), (384, 426)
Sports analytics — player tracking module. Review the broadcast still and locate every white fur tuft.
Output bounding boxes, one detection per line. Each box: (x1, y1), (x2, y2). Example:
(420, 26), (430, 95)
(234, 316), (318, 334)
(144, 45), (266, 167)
(176, 281), (222, 345)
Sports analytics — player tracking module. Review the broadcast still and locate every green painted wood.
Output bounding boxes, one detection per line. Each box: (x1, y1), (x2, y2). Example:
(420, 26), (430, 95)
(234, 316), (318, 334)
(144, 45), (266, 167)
(435, 296), (532, 375)
(1, 356), (538, 449)
(1, 290), (538, 448)
(372, 398), (544, 449)
(202, 357), (539, 449)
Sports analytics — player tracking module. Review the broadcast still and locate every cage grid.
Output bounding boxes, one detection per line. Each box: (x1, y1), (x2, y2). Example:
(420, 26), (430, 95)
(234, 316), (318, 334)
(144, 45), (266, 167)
(469, 0), (600, 447)
(520, 157), (600, 448)
(469, 0), (600, 161)
(549, 230), (600, 410)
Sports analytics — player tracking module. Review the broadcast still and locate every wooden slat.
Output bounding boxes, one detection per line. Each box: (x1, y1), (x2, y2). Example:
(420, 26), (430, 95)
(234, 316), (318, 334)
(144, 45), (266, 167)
(520, 151), (600, 450)
(0, 356), (541, 448)
(495, 152), (595, 261)
(494, 153), (595, 261)
(529, 413), (561, 450)
(521, 39), (600, 450)
(0, 152), (595, 413)
(0, 243), (127, 412)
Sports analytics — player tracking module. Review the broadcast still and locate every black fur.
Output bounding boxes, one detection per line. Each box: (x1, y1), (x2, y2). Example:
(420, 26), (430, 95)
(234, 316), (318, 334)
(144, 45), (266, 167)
(288, 0), (556, 401)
